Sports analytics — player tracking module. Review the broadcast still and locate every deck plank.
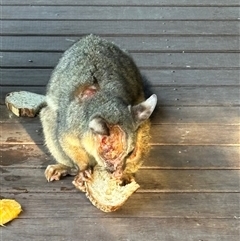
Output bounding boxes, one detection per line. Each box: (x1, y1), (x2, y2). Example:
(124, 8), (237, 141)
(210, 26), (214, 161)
(0, 193), (239, 218)
(2, 6), (239, 20)
(2, 36), (239, 51)
(0, 1), (239, 239)
(1, 69), (239, 86)
(1, 217), (239, 241)
(2, 0), (240, 6)
(1, 144), (240, 169)
(1, 168), (240, 193)
(2, 20), (239, 36)
(1, 122), (239, 145)
(1, 52), (239, 68)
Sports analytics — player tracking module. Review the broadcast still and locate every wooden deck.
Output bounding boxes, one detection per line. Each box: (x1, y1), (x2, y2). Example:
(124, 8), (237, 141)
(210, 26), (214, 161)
(1, 1), (239, 240)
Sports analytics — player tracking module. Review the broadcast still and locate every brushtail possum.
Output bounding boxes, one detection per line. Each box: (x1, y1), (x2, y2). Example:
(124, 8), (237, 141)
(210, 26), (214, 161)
(40, 35), (157, 187)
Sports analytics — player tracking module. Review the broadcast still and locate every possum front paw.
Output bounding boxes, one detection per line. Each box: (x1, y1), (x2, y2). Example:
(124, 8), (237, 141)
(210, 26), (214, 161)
(72, 168), (92, 192)
(45, 164), (78, 182)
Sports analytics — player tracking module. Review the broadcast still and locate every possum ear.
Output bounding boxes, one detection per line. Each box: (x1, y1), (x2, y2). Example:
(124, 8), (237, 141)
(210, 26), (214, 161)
(89, 117), (110, 136)
(130, 94), (157, 126)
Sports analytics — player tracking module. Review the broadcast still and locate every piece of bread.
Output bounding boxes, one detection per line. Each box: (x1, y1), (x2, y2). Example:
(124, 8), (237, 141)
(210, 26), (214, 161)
(0, 199), (22, 226)
(5, 91), (46, 117)
(73, 165), (140, 212)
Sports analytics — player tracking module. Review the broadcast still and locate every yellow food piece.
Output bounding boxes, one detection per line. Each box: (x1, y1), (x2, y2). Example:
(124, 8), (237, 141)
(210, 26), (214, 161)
(0, 199), (22, 226)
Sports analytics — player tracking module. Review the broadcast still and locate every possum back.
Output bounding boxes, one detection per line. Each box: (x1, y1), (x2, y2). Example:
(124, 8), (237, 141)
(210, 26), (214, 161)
(46, 35), (145, 111)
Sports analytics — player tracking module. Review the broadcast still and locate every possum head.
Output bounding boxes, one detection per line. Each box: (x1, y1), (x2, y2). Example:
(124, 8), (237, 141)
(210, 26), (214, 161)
(84, 94), (157, 178)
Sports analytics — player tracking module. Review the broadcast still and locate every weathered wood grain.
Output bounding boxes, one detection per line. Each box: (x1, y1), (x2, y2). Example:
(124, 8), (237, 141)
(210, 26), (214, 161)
(1, 68), (239, 86)
(1, 68), (51, 86)
(137, 170), (240, 192)
(142, 146), (240, 169)
(151, 124), (240, 145)
(2, 6), (239, 20)
(143, 69), (240, 86)
(0, 193), (239, 219)
(2, 36), (239, 51)
(0, 122), (43, 144)
(1, 86), (239, 106)
(2, 20), (239, 35)
(152, 106), (240, 124)
(1, 122), (239, 145)
(1, 144), (239, 169)
(1, 168), (240, 193)
(134, 53), (240, 69)
(1, 52), (239, 68)
(1, 217), (239, 241)
(3, 0), (240, 6)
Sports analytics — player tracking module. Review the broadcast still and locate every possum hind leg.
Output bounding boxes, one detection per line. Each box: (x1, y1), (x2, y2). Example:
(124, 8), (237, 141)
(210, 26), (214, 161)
(40, 106), (78, 181)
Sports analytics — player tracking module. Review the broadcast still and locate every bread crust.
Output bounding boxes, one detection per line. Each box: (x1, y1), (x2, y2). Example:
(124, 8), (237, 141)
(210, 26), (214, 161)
(5, 91), (46, 117)
(73, 165), (140, 212)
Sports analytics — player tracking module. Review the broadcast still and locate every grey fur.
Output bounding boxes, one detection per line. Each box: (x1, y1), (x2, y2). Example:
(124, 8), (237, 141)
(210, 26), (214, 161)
(40, 35), (157, 181)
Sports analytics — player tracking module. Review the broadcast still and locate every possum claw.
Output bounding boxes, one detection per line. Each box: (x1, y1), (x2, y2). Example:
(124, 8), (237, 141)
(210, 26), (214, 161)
(72, 169), (92, 192)
(45, 164), (78, 182)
